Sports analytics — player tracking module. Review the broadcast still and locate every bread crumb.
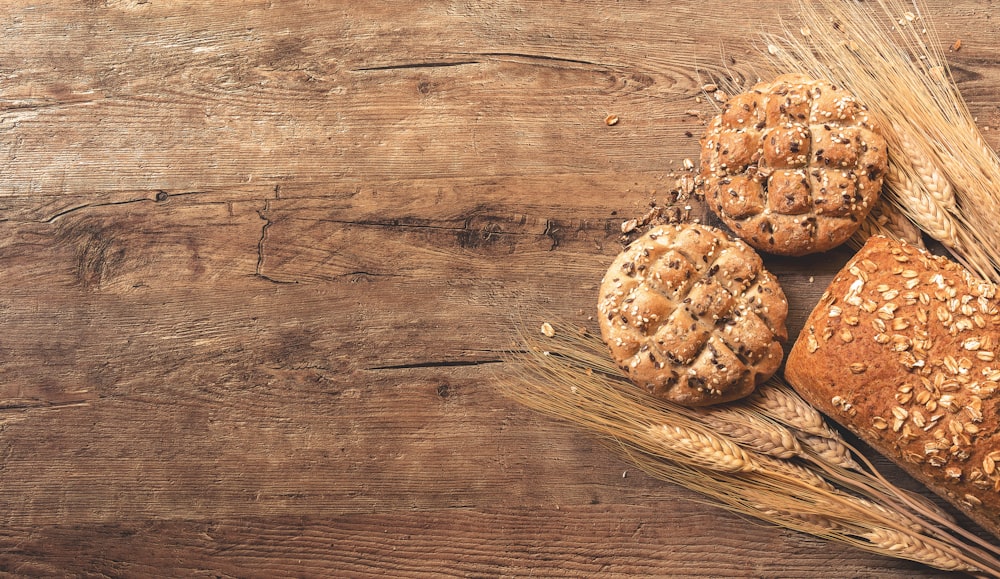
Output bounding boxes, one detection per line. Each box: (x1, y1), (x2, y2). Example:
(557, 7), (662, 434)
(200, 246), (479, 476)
(540, 322), (555, 337)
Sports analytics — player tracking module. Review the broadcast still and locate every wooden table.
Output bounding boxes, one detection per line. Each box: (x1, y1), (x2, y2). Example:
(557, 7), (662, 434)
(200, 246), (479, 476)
(1, 1), (995, 576)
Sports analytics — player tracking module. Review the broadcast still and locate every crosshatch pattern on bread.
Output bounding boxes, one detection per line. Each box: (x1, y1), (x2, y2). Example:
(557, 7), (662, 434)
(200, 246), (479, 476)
(785, 235), (1000, 538)
(598, 223), (788, 407)
(700, 73), (888, 256)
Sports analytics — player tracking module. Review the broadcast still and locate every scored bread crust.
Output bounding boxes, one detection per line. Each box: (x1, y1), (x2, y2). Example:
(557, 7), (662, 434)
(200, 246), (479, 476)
(785, 236), (1000, 538)
(699, 73), (888, 256)
(598, 222), (788, 407)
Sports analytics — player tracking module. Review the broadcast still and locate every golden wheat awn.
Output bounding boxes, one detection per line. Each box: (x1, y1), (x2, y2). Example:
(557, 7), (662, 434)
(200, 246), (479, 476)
(754, 453), (835, 491)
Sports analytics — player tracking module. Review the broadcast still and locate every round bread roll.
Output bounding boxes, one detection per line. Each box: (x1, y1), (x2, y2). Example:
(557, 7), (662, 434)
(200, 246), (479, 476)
(699, 73), (888, 256)
(598, 222), (788, 407)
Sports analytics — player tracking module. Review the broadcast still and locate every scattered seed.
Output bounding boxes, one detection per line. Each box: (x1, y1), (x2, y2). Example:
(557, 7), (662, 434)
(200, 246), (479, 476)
(605, 114), (619, 126)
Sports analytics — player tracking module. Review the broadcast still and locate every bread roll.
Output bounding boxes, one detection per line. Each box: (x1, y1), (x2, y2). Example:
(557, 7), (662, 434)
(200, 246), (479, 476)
(598, 222), (787, 407)
(699, 73), (888, 256)
(785, 235), (1000, 537)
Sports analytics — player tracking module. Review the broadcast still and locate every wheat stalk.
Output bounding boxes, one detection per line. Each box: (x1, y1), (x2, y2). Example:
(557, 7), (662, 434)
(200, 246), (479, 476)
(754, 453), (835, 491)
(874, 199), (925, 248)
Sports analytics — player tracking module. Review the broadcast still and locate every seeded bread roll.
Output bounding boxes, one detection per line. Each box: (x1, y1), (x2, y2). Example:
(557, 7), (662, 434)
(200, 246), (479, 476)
(598, 222), (788, 407)
(785, 236), (1000, 538)
(699, 73), (888, 256)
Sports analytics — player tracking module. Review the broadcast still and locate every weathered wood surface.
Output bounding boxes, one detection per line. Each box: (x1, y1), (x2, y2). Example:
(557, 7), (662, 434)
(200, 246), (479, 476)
(0, 1), (997, 576)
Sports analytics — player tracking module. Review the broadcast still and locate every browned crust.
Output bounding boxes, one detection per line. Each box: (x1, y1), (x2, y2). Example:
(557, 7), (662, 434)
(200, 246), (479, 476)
(786, 235), (1000, 538)
(700, 73), (887, 256)
(598, 222), (788, 407)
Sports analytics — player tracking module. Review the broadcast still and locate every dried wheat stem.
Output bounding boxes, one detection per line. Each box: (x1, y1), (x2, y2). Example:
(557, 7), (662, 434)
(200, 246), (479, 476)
(754, 502), (862, 537)
(863, 526), (981, 573)
(850, 211), (892, 250)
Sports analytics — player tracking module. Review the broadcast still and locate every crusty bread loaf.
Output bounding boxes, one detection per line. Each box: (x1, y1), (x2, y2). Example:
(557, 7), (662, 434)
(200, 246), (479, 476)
(785, 235), (1000, 537)
(598, 222), (788, 407)
(699, 73), (888, 256)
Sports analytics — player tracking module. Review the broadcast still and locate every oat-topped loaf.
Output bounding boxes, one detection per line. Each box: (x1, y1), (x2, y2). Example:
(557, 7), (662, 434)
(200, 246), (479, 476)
(598, 222), (788, 407)
(700, 73), (888, 256)
(786, 236), (1000, 538)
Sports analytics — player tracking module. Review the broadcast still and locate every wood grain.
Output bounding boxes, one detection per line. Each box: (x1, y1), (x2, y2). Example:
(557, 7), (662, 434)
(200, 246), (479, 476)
(0, 0), (996, 576)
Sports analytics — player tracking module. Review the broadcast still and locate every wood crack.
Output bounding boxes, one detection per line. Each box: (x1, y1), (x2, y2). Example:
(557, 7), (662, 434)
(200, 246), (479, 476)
(472, 52), (606, 68)
(43, 198), (152, 223)
(254, 198), (296, 284)
(353, 60), (480, 72)
(367, 359), (503, 371)
(0, 398), (92, 411)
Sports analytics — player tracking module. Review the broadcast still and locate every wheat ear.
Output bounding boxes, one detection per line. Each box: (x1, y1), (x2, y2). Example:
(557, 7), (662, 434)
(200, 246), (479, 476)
(863, 527), (980, 573)
(851, 198), (925, 250)
(798, 433), (862, 471)
(645, 424), (757, 474)
(884, 160), (962, 251)
(892, 122), (956, 210)
(747, 380), (829, 437)
(754, 454), (835, 491)
(695, 406), (802, 459)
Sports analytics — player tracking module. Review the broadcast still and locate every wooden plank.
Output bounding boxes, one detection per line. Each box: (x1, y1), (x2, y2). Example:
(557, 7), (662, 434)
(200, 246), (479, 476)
(0, 0), (998, 576)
